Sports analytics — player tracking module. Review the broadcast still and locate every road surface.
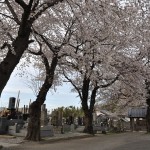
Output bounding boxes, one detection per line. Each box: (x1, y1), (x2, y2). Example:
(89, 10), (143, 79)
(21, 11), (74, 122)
(3, 132), (150, 150)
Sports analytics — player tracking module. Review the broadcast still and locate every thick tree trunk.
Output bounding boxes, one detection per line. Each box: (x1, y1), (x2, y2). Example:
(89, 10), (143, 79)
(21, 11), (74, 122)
(145, 80), (150, 132)
(0, 0), (37, 96)
(0, 31), (31, 96)
(146, 106), (150, 132)
(81, 76), (94, 134)
(25, 53), (58, 141)
(83, 110), (94, 134)
(25, 101), (41, 141)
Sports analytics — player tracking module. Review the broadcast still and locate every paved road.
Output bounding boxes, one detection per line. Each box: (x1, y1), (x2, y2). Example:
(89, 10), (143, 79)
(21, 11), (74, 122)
(3, 132), (150, 150)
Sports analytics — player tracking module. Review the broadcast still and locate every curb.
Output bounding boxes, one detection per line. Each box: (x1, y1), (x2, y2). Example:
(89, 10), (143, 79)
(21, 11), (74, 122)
(0, 135), (16, 139)
(3, 133), (94, 146)
(39, 134), (94, 144)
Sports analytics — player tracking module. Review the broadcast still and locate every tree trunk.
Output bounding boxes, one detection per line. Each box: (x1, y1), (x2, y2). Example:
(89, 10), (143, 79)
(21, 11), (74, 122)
(145, 80), (150, 132)
(0, 0), (64, 96)
(0, 32), (31, 96)
(83, 110), (94, 134)
(25, 53), (58, 141)
(146, 106), (150, 132)
(81, 76), (94, 134)
(0, 0), (34, 96)
(25, 101), (41, 141)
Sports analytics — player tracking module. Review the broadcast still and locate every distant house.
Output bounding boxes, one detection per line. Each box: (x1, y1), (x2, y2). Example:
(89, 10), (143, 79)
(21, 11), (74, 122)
(93, 109), (130, 132)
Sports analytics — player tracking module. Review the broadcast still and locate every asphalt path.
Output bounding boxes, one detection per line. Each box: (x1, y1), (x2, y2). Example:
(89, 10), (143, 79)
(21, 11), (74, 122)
(2, 132), (150, 150)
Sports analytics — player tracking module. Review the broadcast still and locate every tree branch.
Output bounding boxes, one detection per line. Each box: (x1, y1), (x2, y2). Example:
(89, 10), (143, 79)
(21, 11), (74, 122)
(30, 0), (64, 23)
(28, 0), (34, 9)
(100, 74), (119, 88)
(31, 0), (39, 11)
(27, 35), (42, 56)
(32, 28), (56, 52)
(63, 70), (83, 100)
(0, 13), (15, 22)
(5, 0), (20, 24)
(90, 85), (99, 111)
(59, 18), (76, 48)
(42, 52), (51, 76)
(15, 0), (28, 9)
(28, 49), (42, 55)
(0, 20), (14, 41)
(1, 42), (11, 50)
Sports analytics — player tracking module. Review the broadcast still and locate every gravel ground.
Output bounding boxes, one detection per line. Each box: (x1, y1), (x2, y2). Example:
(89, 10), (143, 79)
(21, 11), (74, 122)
(0, 137), (24, 144)
(0, 136), (24, 149)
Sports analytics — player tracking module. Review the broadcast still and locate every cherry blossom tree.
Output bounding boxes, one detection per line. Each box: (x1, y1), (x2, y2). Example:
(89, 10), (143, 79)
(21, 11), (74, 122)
(1, 0), (149, 137)
(0, 0), (69, 141)
(23, 3), (76, 140)
(57, 0), (132, 134)
(24, 0), (150, 134)
(97, 0), (150, 131)
(0, 0), (64, 97)
(58, 0), (150, 133)
(120, 0), (150, 131)
(26, 44), (59, 141)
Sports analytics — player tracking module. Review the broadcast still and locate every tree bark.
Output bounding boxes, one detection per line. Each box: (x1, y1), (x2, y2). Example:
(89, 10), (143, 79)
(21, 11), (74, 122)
(25, 53), (58, 141)
(83, 110), (94, 134)
(25, 81), (52, 141)
(81, 76), (94, 134)
(145, 80), (150, 132)
(0, 29), (31, 97)
(25, 101), (41, 141)
(0, 1), (32, 96)
(146, 106), (150, 132)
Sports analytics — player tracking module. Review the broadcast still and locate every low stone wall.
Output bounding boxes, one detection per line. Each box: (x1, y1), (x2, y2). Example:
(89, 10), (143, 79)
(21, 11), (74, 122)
(53, 124), (75, 134)
(8, 125), (54, 137)
(41, 125), (54, 137)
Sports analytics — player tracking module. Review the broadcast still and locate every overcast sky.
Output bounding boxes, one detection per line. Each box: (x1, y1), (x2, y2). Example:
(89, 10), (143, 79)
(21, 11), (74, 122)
(0, 68), (81, 111)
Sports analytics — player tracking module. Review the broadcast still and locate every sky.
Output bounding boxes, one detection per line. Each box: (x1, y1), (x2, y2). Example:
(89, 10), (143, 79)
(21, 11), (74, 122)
(0, 68), (81, 111)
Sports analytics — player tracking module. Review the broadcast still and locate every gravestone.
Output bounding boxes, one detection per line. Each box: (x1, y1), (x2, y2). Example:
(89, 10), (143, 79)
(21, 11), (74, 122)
(8, 97), (16, 110)
(41, 104), (48, 126)
(0, 117), (8, 134)
(58, 110), (63, 126)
